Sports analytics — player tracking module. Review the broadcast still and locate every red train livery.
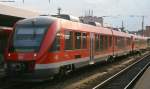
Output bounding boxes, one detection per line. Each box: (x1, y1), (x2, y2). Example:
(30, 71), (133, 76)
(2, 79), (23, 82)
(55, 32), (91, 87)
(4, 16), (147, 80)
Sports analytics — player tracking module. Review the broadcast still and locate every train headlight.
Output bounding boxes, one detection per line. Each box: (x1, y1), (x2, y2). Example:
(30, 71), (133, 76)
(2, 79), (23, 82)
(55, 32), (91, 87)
(34, 53), (37, 57)
(8, 53), (10, 56)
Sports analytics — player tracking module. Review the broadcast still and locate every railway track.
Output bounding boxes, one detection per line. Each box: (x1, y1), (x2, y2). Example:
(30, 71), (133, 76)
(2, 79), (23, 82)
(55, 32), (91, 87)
(92, 54), (150, 89)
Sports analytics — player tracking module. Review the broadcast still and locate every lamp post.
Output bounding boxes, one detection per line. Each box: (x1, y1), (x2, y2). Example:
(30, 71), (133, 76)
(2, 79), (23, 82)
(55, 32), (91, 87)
(141, 16), (144, 36)
(57, 7), (61, 15)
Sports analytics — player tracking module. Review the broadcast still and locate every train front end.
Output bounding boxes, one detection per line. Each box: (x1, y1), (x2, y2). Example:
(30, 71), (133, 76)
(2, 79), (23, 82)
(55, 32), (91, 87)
(4, 17), (58, 81)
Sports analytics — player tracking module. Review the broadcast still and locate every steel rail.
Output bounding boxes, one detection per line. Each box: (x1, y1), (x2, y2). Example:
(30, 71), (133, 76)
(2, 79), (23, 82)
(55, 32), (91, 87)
(92, 54), (150, 89)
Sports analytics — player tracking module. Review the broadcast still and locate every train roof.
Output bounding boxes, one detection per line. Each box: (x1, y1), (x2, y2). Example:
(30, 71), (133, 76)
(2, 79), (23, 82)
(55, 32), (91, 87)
(16, 16), (56, 26)
(112, 30), (131, 38)
(15, 16), (144, 39)
(51, 14), (80, 22)
(130, 34), (147, 40)
(59, 18), (131, 37)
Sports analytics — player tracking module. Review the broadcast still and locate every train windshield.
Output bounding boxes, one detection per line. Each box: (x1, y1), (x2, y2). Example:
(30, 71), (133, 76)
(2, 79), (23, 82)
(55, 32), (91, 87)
(8, 17), (55, 52)
(13, 25), (47, 52)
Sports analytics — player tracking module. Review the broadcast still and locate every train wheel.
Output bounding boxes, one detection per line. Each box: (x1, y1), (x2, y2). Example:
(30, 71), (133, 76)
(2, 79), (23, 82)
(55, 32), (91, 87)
(59, 64), (75, 77)
(137, 51), (142, 56)
(107, 56), (114, 63)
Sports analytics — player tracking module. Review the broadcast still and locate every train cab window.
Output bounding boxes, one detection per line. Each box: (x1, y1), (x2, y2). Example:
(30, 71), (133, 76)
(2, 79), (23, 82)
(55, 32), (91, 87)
(64, 31), (73, 50)
(95, 34), (99, 51)
(100, 35), (103, 50)
(75, 32), (81, 49)
(82, 33), (87, 49)
(49, 32), (60, 52)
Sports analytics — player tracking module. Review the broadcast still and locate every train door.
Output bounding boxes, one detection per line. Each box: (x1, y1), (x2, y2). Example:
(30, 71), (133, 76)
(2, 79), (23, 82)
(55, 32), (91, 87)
(89, 33), (94, 64)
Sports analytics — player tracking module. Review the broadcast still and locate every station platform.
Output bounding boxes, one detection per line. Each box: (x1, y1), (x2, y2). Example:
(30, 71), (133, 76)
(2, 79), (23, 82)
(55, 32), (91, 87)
(133, 66), (150, 89)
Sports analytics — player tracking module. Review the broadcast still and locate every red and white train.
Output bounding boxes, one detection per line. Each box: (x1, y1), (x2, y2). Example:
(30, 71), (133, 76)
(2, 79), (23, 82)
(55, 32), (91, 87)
(4, 16), (147, 80)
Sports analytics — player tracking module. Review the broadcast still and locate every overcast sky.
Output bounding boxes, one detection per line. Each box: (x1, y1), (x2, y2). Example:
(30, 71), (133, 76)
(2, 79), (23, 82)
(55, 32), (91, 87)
(1, 0), (150, 31)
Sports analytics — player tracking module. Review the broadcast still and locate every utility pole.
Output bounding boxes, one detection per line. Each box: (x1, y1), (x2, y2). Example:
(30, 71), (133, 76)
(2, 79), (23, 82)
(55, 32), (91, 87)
(130, 15), (146, 36)
(141, 16), (144, 36)
(57, 7), (61, 15)
(121, 20), (124, 31)
(48, 0), (50, 4)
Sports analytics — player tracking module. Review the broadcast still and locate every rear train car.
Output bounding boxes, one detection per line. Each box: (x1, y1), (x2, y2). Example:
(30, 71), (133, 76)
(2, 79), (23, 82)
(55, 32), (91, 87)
(132, 34), (148, 52)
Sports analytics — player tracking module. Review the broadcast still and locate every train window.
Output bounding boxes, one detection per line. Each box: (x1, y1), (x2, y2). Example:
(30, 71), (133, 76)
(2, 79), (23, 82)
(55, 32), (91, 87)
(82, 33), (87, 49)
(123, 37), (125, 47)
(95, 34), (99, 51)
(49, 32), (60, 52)
(64, 31), (73, 50)
(105, 36), (108, 49)
(127, 38), (131, 46)
(117, 37), (120, 48)
(115, 37), (117, 46)
(100, 35), (103, 50)
(117, 37), (125, 48)
(109, 36), (112, 47)
(75, 32), (81, 49)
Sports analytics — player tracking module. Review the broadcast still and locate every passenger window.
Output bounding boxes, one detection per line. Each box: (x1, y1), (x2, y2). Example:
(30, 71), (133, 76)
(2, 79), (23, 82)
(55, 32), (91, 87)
(64, 31), (73, 50)
(75, 32), (81, 49)
(115, 37), (117, 46)
(109, 36), (112, 47)
(117, 37), (120, 48)
(100, 35), (103, 50)
(95, 34), (99, 51)
(117, 37), (125, 48)
(49, 32), (60, 52)
(105, 36), (108, 49)
(127, 38), (131, 46)
(82, 33), (87, 49)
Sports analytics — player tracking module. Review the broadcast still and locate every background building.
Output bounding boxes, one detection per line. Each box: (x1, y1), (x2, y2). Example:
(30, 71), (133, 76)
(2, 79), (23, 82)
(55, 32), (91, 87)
(144, 26), (150, 37)
(79, 16), (103, 26)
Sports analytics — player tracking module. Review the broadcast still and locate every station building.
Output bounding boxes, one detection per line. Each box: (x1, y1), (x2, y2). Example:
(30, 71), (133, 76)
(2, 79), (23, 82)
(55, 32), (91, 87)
(0, 3), (40, 63)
